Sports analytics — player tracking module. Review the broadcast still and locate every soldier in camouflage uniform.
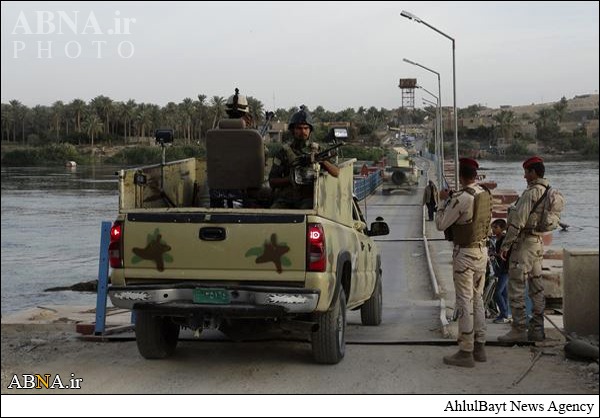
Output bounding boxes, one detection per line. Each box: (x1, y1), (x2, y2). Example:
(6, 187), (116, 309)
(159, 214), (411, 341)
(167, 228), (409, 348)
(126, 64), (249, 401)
(268, 106), (339, 209)
(498, 156), (549, 343)
(436, 158), (492, 368)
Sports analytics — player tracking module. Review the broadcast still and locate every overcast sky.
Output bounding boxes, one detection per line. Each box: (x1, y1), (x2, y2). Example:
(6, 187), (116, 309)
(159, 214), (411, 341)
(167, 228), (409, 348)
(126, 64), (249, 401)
(1, 1), (598, 111)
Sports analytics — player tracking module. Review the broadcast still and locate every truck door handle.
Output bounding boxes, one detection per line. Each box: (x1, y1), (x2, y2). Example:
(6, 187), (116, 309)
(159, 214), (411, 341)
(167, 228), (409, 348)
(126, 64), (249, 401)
(199, 227), (226, 241)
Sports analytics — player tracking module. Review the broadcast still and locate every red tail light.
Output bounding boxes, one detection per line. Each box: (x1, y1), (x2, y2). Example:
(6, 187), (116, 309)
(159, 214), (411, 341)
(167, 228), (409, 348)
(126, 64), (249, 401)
(109, 221), (123, 268)
(307, 223), (326, 272)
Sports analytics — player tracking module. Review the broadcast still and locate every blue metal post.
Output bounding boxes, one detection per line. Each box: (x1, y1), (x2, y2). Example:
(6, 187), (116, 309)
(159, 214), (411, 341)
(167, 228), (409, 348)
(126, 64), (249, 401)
(94, 221), (111, 335)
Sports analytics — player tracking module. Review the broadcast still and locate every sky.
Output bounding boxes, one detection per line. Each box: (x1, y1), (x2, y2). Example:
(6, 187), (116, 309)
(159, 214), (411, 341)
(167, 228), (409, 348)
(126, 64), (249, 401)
(1, 1), (598, 112)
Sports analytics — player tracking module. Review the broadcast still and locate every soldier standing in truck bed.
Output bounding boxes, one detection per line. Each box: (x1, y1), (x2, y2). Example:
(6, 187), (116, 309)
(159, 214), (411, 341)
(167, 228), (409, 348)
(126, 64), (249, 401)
(269, 106), (339, 209)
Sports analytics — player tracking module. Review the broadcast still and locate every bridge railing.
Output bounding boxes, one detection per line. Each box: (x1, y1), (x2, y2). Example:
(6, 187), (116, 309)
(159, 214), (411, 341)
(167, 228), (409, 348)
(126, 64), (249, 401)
(353, 171), (383, 201)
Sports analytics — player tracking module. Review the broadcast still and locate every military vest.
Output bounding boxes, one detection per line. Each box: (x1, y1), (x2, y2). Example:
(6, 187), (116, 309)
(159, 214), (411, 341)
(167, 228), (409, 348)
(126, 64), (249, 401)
(451, 185), (492, 246)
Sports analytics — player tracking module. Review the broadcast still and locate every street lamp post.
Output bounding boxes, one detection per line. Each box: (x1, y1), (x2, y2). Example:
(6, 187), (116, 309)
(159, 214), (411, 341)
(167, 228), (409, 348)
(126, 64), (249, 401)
(421, 97), (439, 180)
(401, 10), (458, 189)
(404, 57), (444, 187)
(418, 86), (441, 187)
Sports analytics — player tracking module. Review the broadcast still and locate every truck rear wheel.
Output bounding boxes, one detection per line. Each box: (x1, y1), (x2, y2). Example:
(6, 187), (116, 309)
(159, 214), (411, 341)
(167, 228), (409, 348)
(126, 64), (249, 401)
(135, 311), (180, 359)
(311, 288), (346, 364)
(360, 273), (382, 325)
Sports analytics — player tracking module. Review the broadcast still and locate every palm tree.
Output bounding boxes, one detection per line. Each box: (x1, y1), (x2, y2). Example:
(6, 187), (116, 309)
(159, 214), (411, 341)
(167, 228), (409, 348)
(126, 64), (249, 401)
(196, 94), (207, 141)
(180, 98), (194, 143)
(70, 99), (86, 133)
(51, 101), (65, 142)
(247, 96), (264, 127)
(90, 95), (113, 138)
(84, 113), (103, 152)
(492, 110), (517, 142)
(122, 99), (136, 143)
(553, 96), (568, 123)
(1, 104), (11, 142)
(135, 104), (153, 140)
(210, 96), (225, 129)
(8, 100), (23, 142)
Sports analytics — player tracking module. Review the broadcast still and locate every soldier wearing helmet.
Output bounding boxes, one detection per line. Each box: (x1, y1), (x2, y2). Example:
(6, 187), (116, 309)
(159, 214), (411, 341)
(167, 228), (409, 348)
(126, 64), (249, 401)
(225, 88), (254, 128)
(435, 158), (493, 368)
(268, 106), (339, 209)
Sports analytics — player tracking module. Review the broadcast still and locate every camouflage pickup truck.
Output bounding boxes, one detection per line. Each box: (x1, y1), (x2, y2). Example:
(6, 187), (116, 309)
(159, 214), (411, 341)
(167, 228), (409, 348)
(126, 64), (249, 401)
(108, 122), (389, 364)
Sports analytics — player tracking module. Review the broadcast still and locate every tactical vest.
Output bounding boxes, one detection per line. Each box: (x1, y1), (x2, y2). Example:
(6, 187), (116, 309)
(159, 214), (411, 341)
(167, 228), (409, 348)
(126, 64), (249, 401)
(451, 186), (492, 246)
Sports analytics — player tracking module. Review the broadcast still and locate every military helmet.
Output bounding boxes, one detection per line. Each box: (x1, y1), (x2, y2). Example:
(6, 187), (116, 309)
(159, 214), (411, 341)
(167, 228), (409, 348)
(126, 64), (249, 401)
(225, 88), (249, 117)
(288, 105), (313, 131)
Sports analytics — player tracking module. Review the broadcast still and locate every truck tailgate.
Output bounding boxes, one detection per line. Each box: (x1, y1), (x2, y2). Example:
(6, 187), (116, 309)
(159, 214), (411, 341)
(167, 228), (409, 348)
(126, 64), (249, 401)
(122, 212), (307, 282)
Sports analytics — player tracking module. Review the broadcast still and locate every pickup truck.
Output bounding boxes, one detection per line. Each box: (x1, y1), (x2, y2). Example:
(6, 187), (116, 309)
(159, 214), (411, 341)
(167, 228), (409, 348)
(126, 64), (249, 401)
(108, 121), (389, 364)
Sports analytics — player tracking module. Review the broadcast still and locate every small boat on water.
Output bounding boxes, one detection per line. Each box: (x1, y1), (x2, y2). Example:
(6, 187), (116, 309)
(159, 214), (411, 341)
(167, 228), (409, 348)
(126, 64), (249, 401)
(65, 161), (77, 168)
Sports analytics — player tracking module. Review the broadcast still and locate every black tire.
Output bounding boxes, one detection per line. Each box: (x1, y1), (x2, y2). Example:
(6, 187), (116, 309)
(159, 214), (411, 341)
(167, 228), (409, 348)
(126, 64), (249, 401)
(391, 171), (406, 185)
(311, 288), (346, 364)
(361, 273), (382, 326)
(135, 310), (180, 359)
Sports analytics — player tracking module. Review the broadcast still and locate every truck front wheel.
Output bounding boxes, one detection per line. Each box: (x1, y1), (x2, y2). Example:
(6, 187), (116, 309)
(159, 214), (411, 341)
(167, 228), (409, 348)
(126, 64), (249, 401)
(311, 288), (346, 364)
(135, 310), (180, 359)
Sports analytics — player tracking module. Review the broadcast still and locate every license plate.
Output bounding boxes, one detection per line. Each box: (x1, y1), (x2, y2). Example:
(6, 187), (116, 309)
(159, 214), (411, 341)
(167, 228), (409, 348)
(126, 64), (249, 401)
(193, 288), (230, 304)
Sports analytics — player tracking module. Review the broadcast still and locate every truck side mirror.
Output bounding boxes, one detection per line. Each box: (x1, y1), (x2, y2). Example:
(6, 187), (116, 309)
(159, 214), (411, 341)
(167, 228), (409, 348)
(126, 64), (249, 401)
(369, 220), (390, 236)
(155, 128), (174, 145)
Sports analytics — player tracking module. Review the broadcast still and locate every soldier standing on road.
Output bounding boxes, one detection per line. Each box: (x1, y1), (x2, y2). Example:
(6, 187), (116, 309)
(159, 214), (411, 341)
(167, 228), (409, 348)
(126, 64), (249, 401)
(498, 156), (549, 343)
(422, 180), (439, 221)
(436, 158), (492, 368)
(269, 106), (339, 209)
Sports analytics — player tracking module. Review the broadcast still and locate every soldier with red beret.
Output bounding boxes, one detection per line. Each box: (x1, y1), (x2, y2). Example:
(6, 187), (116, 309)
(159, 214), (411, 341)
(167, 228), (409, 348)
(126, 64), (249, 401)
(436, 157), (493, 367)
(498, 156), (549, 343)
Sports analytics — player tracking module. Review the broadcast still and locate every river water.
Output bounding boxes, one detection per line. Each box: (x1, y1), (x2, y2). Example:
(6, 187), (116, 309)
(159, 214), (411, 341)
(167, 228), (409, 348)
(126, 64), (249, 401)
(1, 161), (598, 314)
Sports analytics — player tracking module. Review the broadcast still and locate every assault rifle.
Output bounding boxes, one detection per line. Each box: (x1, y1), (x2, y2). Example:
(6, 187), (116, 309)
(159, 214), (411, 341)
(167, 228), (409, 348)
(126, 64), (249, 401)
(259, 111), (275, 137)
(292, 142), (345, 167)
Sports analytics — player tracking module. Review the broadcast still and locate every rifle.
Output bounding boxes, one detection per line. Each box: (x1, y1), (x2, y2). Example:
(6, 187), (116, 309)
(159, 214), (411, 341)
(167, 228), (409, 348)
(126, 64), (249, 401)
(292, 142), (345, 167)
(259, 111), (275, 137)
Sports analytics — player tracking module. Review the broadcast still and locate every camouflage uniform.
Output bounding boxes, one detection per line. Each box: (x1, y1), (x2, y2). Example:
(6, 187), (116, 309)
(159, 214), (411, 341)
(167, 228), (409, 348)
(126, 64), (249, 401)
(269, 142), (314, 209)
(436, 183), (489, 353)
(500, 178), (549, 339)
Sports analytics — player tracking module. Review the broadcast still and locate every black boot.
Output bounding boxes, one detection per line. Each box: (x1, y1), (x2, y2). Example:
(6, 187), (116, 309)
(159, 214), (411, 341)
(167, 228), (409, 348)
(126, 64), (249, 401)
(443, 350), (475, 368)
(473, 342), (487, 362)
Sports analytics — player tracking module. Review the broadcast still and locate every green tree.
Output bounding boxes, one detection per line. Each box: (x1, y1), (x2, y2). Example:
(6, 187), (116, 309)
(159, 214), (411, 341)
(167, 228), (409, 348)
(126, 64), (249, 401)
(84, 113), (103, 152)
(210, 96), (225, 129)
(493, 110), (517, 142)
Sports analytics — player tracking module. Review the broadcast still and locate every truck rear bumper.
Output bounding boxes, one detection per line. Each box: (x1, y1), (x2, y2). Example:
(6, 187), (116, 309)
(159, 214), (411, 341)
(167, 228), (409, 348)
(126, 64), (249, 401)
(109, 284), (320, 314)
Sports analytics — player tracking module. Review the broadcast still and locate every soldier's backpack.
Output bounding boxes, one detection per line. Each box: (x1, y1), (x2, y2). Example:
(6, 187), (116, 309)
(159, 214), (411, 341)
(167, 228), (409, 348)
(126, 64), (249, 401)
(531, 185), (565, 232)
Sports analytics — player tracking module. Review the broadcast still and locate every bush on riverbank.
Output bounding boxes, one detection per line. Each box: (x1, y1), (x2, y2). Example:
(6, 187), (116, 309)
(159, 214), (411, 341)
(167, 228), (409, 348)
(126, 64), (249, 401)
(1, 143), (88, 166)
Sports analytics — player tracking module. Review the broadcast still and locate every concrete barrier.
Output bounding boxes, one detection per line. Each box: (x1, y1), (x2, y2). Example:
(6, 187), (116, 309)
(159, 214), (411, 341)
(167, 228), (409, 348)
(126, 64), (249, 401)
(563, 249), (599, 336)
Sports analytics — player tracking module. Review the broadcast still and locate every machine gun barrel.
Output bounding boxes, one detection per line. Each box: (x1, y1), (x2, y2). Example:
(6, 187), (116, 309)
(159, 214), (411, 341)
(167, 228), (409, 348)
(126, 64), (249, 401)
(314, 142), (344, 161)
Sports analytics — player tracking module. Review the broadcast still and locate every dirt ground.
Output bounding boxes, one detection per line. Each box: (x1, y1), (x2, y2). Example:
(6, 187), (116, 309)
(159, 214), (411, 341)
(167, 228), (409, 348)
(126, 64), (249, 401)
(1, 323), (598, 396)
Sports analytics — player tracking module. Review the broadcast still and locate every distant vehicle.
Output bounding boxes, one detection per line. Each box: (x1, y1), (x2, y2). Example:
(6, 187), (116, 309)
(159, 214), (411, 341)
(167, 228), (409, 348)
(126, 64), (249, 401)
(381, 146), (420, 195)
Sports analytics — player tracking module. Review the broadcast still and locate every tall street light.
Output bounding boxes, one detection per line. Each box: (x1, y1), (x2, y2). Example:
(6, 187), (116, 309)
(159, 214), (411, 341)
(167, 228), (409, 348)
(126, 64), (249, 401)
(405, 57), (444, 186)
(419, 87), (442, 188)
(401, 10), (458, 189)
(421, 96), (440, 183)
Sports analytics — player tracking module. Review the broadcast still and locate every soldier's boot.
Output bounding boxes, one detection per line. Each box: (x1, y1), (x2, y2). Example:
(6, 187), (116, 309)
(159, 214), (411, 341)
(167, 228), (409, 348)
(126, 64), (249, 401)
(528, 315), (545, 342)
(498, 327), (528, 343)
(443, 350), (475, 368)
(473, 342), (487, 362)
(528, 327), (545, 342)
